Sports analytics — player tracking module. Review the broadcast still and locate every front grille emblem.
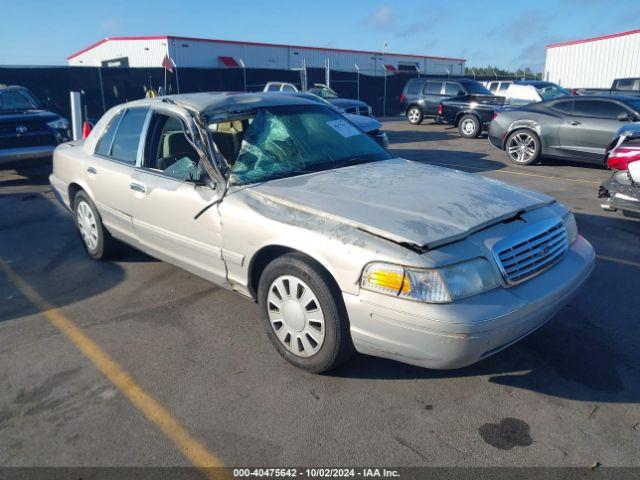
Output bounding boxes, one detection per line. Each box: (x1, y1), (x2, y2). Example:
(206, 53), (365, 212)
(16, 125), (28, 134)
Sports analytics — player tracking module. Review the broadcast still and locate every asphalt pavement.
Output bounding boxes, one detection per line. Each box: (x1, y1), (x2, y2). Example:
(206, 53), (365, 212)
(1, 120), (639, 470)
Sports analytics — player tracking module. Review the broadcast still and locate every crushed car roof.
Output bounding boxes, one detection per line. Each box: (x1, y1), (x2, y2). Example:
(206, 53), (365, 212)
(126, 91), (321, 113)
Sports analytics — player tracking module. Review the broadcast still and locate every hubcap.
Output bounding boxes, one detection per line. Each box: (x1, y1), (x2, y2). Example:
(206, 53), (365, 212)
(267, 275), (325, 357)
(76, 201), (98, 251)
(461, 118), (477, 135)
(508, 132), (537, 163)
(408, 108), (420, 122)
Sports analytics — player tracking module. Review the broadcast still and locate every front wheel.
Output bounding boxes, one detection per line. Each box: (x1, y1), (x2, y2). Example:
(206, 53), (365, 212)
(506, 130), (541, 165)
(406, 106), (423, 125)
(458, 114), (481, 138)
(258, 253), (354, 373)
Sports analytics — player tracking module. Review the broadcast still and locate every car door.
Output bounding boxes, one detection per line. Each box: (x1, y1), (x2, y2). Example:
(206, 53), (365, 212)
(558, 99), (630, 162)
(129, 106), (228, 286)
(86, 107), (149, 245)
(421, 81), (443, 116)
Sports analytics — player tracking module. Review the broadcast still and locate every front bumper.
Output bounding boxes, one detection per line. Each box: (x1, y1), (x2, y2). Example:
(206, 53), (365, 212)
(0, 145), (55, 163)
(344, 236), (595, 369)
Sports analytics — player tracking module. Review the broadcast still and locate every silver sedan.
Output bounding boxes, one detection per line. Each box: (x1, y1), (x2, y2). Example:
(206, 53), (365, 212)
(50, 92), (595, 373)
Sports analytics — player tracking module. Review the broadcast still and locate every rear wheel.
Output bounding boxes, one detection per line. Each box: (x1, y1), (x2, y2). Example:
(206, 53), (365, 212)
(506, 130), (541, 165)
(407, 106), (423, 125)
(258, 253), (354, 373)
(73, 191), (119, 260)
(458, 114), (481, 138)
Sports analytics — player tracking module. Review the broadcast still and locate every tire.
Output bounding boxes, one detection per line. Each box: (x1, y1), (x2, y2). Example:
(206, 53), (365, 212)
(458, 114), (481, 139)
(258, 253), (354, 373)
(505, 129), (542, 165)
(73, 191), (119, 260)
(406, 106), (423, 125)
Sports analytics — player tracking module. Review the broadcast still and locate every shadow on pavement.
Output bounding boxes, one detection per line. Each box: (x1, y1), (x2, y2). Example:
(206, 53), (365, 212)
(0, 189), (154, 323)
(389, 147), (507, 173)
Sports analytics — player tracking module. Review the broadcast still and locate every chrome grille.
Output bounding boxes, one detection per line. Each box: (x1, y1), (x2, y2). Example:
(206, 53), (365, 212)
(493, 219), (568, 284)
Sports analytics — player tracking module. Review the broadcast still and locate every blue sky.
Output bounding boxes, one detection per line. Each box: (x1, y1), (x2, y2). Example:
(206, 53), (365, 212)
(1, 0), (639, 71)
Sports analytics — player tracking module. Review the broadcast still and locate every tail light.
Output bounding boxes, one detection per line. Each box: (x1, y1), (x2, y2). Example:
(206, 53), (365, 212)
(607, 145), (640, 170)
(400, 93), (406, 104)
(437, 104), (443, 116)
(492, 111), (498, 120)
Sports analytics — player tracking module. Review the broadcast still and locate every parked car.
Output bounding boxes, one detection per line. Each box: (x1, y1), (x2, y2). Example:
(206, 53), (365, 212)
(50, 92), (594, 373)
(599, 123), (640, 217)
(287, 92), (387, 148)
(401, 78), (492, 125)
(486, 80), (513, 95)
(503, 81), (571, 106)
(439, 93), (505, 138)
(308, 84), (372, 117)
(610, 77), (640, 96)
(263, 82), (299, 93)
(0, 85), (70, 163)
(263, 82), (373, 117)
(488, 95), (640, 165)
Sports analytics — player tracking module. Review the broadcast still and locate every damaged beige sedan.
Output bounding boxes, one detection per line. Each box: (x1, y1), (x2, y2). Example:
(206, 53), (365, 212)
(50, 93), (595, 373)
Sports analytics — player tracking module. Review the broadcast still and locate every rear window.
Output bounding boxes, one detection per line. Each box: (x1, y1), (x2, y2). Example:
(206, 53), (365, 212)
(573, 100), (628, 118)
(424, 82), (443, 95)
(614, 79), (638, 91)
(462, 82), (491, 95)
(404, 80), (423, 95)
(109, 108), (149, 164)
(551, 100), (574, 113)
(95, 110), (123, 156)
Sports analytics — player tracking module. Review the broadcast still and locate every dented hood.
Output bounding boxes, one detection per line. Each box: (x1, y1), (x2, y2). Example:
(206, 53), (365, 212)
(249, 158), (553, 249)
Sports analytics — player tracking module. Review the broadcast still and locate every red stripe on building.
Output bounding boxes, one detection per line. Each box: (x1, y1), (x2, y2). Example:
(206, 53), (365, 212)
(68, 35), (466, 62)
(546, 28), (640, 49)
(218, 56), (240, 67)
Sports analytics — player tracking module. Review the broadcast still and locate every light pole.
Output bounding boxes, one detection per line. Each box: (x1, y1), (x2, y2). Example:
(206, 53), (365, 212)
(239, 58), (247, 92)
(382, 41), (388, 117)
(354, 64), (360, 101)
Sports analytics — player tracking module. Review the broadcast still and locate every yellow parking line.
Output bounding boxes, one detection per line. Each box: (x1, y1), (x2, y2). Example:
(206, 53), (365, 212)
(597, 254), (640, 269)
(0, 259), (225, 477)
(429, 162), (601, 185)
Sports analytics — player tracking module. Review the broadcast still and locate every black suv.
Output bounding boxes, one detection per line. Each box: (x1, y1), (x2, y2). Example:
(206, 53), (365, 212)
(400, 78), (491, 125)
(0, 85), (70, 164)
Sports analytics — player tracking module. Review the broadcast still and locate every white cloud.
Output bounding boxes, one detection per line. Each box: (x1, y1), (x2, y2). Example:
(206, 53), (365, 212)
(362, 5), (395, 30)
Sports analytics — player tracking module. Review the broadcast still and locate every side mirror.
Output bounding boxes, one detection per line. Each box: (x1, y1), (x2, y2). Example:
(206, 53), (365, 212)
(458, 91), (465, 96)
(617, 113), (632, 122)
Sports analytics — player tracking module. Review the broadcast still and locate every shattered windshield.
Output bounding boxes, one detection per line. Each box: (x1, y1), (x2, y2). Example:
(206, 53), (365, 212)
(209, 105), (391, 185)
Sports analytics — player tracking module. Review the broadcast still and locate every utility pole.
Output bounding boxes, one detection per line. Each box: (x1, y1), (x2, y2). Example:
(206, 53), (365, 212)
(354, 64), (360, 101)
(239, 58), (247, 92)
(382, 41), (388, 117)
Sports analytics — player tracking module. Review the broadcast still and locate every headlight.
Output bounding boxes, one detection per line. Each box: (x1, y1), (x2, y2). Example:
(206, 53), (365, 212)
(367, 105), (373, 116)
(563, 212), (578, 244)
(47, 118), (69, 130)
(360, 258), (499, 304)
(336, 106), (346, 114)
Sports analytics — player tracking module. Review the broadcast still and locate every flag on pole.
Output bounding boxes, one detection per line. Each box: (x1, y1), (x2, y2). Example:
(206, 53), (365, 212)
(162, 54), (175, 73)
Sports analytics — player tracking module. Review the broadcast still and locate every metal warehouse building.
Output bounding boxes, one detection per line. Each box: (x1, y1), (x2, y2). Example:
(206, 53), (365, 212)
(545, 28), (640, 88)
(67, 35), (466, 76)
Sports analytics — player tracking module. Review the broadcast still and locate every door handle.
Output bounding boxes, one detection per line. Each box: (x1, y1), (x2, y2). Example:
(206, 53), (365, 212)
(129, 182), (146, 193)
(569, 121), (581, 126)
(87, 166), (97, 175)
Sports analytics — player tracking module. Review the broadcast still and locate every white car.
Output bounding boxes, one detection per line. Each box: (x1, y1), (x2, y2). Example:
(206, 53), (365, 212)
(49, 92), (595, 373)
